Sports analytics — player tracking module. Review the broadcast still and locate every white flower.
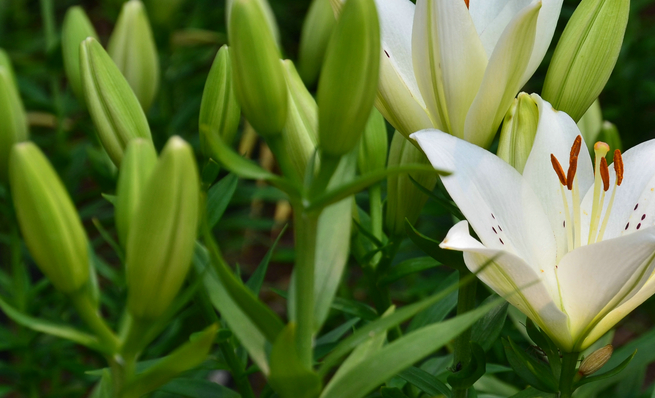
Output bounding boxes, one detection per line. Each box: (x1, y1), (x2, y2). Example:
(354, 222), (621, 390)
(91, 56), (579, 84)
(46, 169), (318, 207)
(412, 94), (655, 352)
(376, 0), (562, 148)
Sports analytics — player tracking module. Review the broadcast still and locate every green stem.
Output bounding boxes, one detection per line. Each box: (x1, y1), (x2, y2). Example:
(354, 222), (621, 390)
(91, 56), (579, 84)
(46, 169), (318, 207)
(69, 291), (120, 354)
(559, 352), (580, 398)
(369, 183), (383, 267)
(308, 153), (341, 198)
(219, 340), (256, 398)
(452, 269), (478, 398)
(293, 205), (319, 368)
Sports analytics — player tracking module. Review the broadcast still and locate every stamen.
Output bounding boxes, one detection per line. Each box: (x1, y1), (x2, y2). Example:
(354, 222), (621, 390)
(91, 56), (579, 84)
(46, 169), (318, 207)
(464, 0), (469, 8)
(571, 135), (582, 159)
(588, 143), (610, 244)
(597, 150), (625, 241)
(551, 154), (567, 186)
(600, 157), (610, 192)
(567, 156), (578, 191)
(614, 150), (624, 186)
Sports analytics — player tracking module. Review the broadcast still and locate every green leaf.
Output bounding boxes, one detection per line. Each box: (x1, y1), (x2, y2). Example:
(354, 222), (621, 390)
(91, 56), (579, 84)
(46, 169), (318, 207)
(509, 387), (557, 398)
(158, 378), (241, 397)
(471, 297), (508, 351)
(525, 318), (561, 377)
(406, 271), (458, 332)
(101, 193), (117, 205)
(316, 318), (361, 346)
(447, 342), (486, 390)
(574, 350), (636, 388)
(379, 257), (439, 285)
(246, 223), (288, 295)
(398, 366), (451, 397)
(408, 174), (463, 219)
(404, 220), (465, 270)
(330, 297), (378, 320)
(319, 300), (500, 398)
(89, 369), (113, 398)
(380, 387), (410, 398)
(269, 323), (322, 398)
(502, 337), (558, 393)
(207, 173), (239, 229)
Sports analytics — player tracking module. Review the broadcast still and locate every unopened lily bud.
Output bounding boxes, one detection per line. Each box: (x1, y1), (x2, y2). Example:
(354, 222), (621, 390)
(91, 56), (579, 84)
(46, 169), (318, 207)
(199, 45), (241, 155)
(115, 139), (158, 247)
(61, 6), (99, 104)
(80, 37), (154, 166)
(280, 59), (318, 181)
(598, 121), (622, 164)
(386, 132), (437, 236)
(0, 65), (28, 181)
(542, 0), (629, 121)
(297, 0), (336, 87)
(317, 0), (380, 157)
(108, 0), (159, 111)
(498, 92), (539, 173)
(577, 99), (603, 152)
(9, 143), (89, 294)
(0, 49), (17, 87)
(229, 0), (287, 137)
(579, 345), (613, 376)
(126, 136), (199, 320)
(357, 108), (387, 175)
(226, 0), (281, 47)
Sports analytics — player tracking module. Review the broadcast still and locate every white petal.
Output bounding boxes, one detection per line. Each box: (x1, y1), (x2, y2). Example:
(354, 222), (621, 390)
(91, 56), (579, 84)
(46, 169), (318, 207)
(374, 0), (434, 136)
(557, 227), (655, 349)
(412, 130), (557, 278)
(463, 1), (540, 148)
(523, 95), (594, 260)
(441, 220), (572, 350)
(469, 0), (532, 57)
(521, 0), (564, 86)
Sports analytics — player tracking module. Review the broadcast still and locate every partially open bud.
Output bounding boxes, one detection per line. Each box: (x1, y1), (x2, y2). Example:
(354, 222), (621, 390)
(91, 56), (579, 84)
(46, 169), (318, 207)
(0, 64), (29, 181)
(385, 132), (437, 237)
(497, 92), (539, 173)
(542, 0), (629, 121)
(9, 143), (89, 294)
(297, 0), (336, 87)
(280, 59), (318, 181)
(80, 37), (154, 166)
(115, 139), (158, 247)
(317, 0), (380, 157)
(108, 0), (160, 111)
(357, 108), (388, 175)
(598, 121), (622, 164)
(199, 45), (241, 155)
(228, 0), (287, 137)
(579, 345), (613, 376)
(577, 99), (603, 152)
(61, 6), (99, 104)
(126, 136), (199, 320)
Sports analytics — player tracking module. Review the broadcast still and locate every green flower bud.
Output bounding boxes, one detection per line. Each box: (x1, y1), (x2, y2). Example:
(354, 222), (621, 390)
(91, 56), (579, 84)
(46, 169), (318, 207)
(577, 99), (603, 152)
(126, 136), (199, 320)
(61, 6), (99, 104)
(0, 48), (18, 87)
(226, 0), (281, 46)
(115, 139), (158, 247)
(199, 45), (241, 155)
(280, 59), (318, 181)
(542, 0), (629, 122)
(598, 121), (622, 164)
(317, 0), (380, 157)
(9, 143), (89, 294)
(80, 37), (154, 166)
(229, 0), (288, 137)
(385, 132), (436, 237)
(0, 64), (28, 181)
(357, 108), (387, 175)
(497, 92), (539, 173)
(108, 0), (160, 111)
(297, 0), (336, 87)
(579, 345), (613, 376)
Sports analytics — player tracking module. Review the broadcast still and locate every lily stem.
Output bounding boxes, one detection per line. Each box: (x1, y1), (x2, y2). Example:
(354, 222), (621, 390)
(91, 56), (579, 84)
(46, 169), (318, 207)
(452, 268), (478, 398)
(219, 339), (256, 398)
(559, 351), (580, 398)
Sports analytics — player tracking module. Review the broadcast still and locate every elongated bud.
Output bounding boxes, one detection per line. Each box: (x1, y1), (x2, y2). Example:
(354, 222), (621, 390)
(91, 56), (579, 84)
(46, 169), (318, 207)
(108, 0), (160, 111)
(0, 49), (18, 87)
(497, 92), (539, 173)
(9, 143), (89, 294)
(61, 6), (99, 104)
(579, 345), (613, 376)
(598, 121), (622, 164)
(542, 0), (629, 121)
(81, 37), (154, 166)
(385, 132), (436, 236)
(0, 66), (28, 181)
(199, 45), (241, 155)
(226, 0), (281, 46)
(577, 99), (603, 152)
(229, 0), (287, 137)
(318, 0), (380, 157)
(297, 0), (336, 86)
(126, 136), (199, 320)
(280, 59), (318, 181)
(115, 139), (158, 247)
(357, 108), (388, 175)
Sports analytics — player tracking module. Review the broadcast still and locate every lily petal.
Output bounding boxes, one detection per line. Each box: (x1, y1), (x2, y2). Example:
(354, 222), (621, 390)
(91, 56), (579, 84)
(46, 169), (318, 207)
(375, 0), (434, 137)
(441, 220), (571, 350)
(469, 0), (532, 57)
(557, 227), (655, 349)
(523, 94), (594, 259)
(412, 130), (557, 276)
(464, 1), (540, 148)
(521, 0), (563, 85)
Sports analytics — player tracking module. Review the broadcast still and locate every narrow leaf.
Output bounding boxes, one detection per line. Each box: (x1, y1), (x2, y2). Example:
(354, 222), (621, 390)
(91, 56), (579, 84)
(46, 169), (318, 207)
(404, 220), (465, 270)
(207, 173), (239, 229)
(380, 257), (439, 285)
(158, 378), (241, 397)
(246, 224), (288, 295)
(471, 297), (508, 351)
(503, 337), (558, 393)
(398, 366), (451, 397)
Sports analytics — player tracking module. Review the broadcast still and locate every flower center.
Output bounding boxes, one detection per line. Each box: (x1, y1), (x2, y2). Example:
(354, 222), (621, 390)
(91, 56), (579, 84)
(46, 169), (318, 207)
(550, 135), (624, 251)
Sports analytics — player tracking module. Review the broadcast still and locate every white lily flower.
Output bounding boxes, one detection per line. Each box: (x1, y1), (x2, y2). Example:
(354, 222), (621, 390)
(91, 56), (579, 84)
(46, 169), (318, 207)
(412, 94), (655, 352)
(377, 0), (562, 148)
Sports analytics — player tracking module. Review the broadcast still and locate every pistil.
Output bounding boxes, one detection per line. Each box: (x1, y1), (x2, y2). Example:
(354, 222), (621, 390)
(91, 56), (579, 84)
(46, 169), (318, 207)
(588, 142), (610, 243)
(552, 154), (574, 250)
(597, 150), (624, 241)
(567, 136), (582, 248)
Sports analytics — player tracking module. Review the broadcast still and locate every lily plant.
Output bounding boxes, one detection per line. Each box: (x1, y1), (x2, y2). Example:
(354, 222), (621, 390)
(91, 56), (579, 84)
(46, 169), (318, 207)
(376, 0), (562, 148)
(413, 94), (655, 353)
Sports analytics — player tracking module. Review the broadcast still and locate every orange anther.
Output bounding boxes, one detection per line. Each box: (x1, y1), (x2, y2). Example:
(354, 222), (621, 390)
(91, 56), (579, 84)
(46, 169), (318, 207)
(567, 155), (578, 190)
(464, 0), (469, 8)
(614, 149), (624, 186)
(570, 135), (582, 160)
(600, 157), (610, 192)
(551, 154), (567, 186)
